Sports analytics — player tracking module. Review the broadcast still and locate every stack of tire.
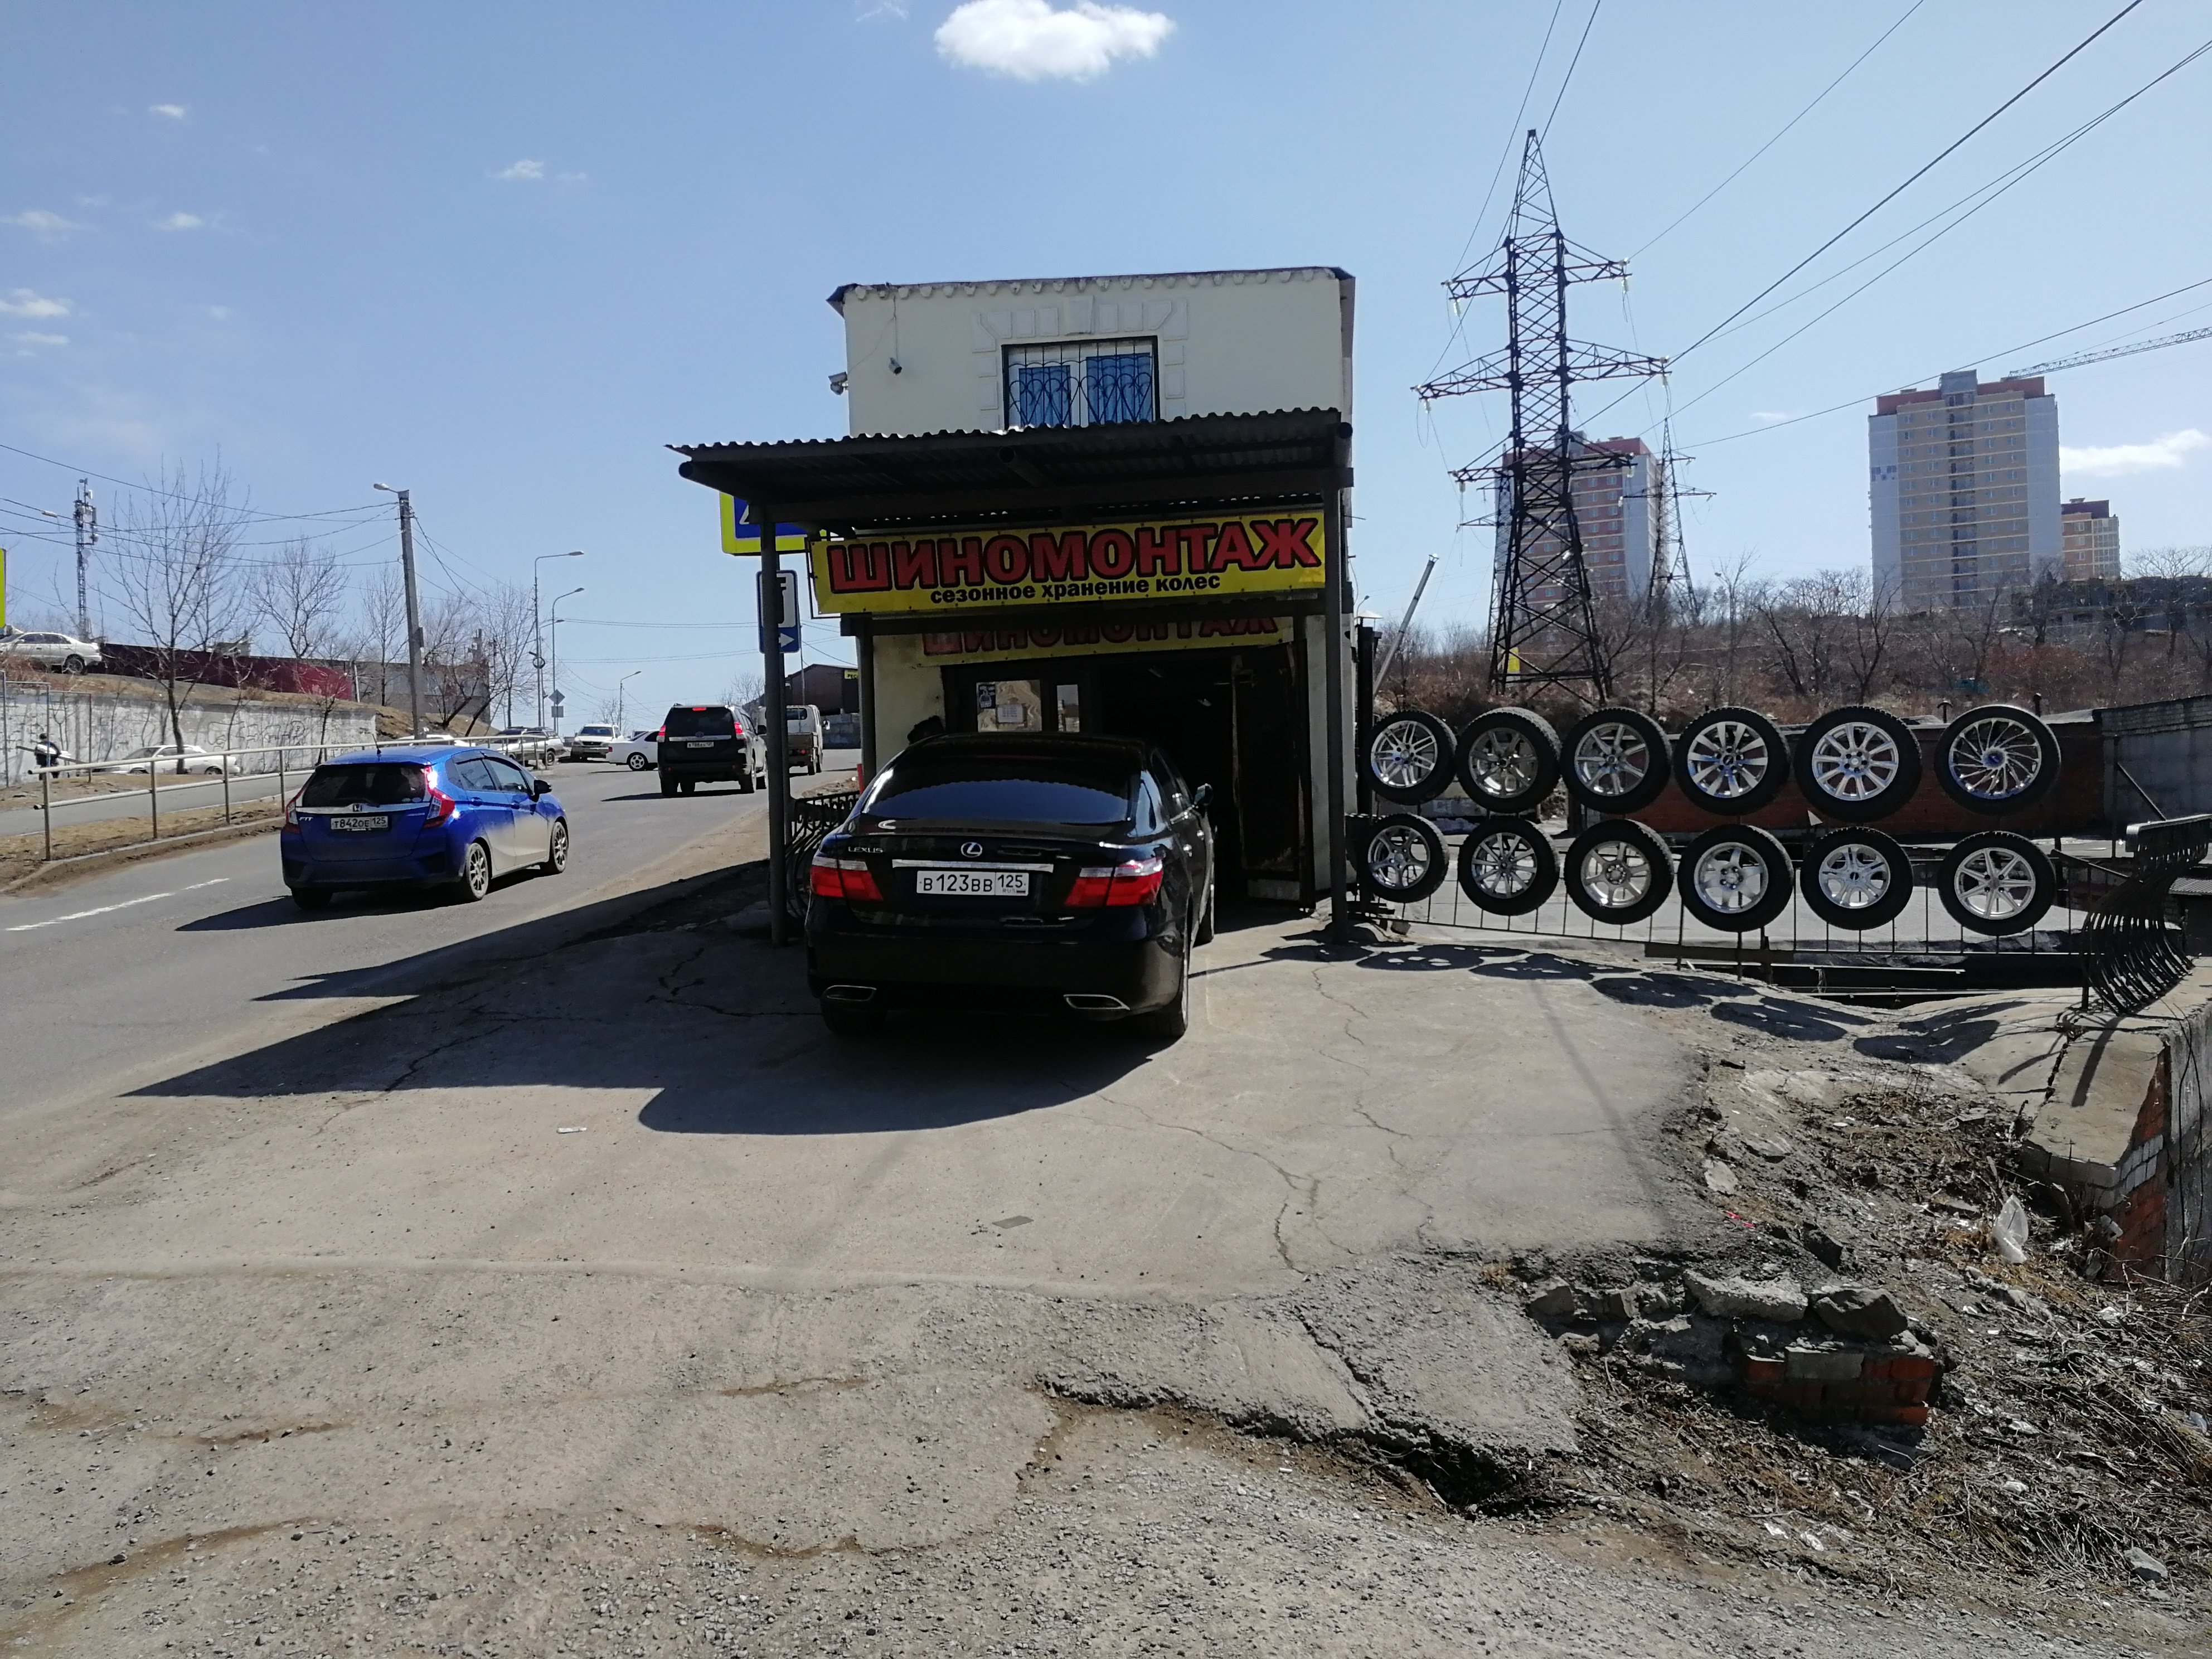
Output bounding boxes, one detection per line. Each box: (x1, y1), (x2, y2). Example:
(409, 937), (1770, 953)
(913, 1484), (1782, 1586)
(1358, 702), (2063, 937)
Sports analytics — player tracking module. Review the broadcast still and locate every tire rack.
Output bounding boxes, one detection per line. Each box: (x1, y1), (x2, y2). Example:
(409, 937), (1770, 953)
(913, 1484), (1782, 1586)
(1359, 819), (2085, 1005)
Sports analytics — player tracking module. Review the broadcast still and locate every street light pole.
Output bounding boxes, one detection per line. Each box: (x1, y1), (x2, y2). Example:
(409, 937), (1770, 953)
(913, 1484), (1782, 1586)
(532, 550), (584, 731)
(375, 483), (425, 738)
(617, 670), (640, 729)
(549, 587), (583, 736)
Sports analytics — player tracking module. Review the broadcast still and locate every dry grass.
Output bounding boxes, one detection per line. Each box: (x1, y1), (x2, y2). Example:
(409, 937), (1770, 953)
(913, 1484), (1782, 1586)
(0, 798), (280, 885)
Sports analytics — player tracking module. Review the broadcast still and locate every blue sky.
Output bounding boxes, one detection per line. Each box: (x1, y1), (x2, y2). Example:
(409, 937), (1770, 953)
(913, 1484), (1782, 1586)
(2, 1), (2208, 721)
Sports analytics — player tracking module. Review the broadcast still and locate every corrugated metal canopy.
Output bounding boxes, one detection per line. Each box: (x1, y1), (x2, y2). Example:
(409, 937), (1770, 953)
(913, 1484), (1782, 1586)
(672, 409), (1350, 531)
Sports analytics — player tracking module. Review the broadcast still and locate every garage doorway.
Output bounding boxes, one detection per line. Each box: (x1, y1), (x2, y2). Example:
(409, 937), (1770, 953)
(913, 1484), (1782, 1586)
(940, 645), (1306, 901)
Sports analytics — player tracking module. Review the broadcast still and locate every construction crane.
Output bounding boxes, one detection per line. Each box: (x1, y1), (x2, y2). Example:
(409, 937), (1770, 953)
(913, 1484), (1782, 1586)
(2010, 326), (2212, 377)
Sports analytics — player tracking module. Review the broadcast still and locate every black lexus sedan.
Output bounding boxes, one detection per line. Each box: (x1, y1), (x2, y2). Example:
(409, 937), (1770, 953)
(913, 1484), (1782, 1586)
(804, 734), (1214, 1041)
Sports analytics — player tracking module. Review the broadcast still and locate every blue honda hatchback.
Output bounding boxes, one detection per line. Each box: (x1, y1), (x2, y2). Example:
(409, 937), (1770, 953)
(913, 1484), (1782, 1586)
(280, 744), (568, 910)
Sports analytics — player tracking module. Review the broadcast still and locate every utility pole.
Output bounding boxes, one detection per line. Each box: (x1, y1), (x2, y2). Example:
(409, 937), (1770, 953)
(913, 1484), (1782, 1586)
(532, 550), (583, 731)
(374, 483), (426, 736)
(1417, 130), (1667, 701)
(756, 504), (793, 947)
(72, 480), (96, 640)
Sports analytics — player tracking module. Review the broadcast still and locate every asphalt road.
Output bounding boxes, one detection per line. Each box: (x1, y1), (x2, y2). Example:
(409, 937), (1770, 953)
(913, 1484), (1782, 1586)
(0, 758), (773, 1112)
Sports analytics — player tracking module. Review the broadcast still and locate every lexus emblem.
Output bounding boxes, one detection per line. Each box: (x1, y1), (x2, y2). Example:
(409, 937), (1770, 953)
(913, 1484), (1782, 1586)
(961, 841), (984, 858)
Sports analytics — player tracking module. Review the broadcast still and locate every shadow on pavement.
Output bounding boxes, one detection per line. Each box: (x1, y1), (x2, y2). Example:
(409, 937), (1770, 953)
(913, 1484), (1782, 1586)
(131, 858), (1157, 1135)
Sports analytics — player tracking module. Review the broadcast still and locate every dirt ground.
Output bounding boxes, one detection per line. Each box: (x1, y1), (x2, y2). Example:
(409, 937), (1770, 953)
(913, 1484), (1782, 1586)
(0, 799), (281, 885)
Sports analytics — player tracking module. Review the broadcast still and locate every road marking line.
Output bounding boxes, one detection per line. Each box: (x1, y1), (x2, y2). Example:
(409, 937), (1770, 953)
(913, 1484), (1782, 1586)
(7, 892), (175, 932)
(183, 879), (231, 891)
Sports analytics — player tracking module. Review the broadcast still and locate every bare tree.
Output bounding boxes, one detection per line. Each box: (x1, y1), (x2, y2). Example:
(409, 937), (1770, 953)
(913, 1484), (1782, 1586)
(474, 582), (536, 727)
(106, 463), (252, 758)
(353, 565), (406, 710)
(1836, 569), (1900, 703)
(251, 536), (350, 661)
(2127, 544), (2212, 580)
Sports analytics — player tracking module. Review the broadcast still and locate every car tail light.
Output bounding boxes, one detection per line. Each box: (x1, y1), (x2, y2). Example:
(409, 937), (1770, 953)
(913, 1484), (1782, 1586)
(282, 789), (303, 829)
(809, 853), (882, 903)
(1067, 855), (1165, 908)
(423, 774), (458, 827)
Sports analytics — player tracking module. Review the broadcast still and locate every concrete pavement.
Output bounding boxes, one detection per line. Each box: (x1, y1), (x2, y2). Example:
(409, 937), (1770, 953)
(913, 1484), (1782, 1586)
(9, 778), (2116, 1655)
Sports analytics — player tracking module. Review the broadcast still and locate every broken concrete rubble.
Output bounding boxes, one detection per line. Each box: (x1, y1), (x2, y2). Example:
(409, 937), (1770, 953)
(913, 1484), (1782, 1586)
(1682, 1269), (1807, 1322)
(1811, 1286), (1911, 1340)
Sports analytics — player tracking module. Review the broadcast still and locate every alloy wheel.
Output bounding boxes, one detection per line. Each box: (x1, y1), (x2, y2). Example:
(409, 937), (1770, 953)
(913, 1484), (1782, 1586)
(1366, 823), (1434, 897)
(1469, 830), (1540, 900)
(1369, 717), (1442, 795)
(1682, 720), (1771, 802)
(1946, 716), (2042, 802)
(1807, 720), (1902, 806)
(1578, 837), (1655, 910)
(1466, 728), (1539, 802)
(1570, 721), (1653, 803)
(1953, 845), (2036, 922)
(1814, 842), (1893, 911)
(1692, 843), (1769, 915)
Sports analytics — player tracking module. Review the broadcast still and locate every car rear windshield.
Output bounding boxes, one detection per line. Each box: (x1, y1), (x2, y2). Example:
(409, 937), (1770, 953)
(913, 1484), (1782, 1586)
(862, 753), (1133, 826)
(663, 707), (737, 738)
(300, 763), (428, 808)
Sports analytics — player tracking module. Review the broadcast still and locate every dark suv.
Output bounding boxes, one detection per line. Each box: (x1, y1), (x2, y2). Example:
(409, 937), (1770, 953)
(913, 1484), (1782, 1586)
(657, 704), (764, 796)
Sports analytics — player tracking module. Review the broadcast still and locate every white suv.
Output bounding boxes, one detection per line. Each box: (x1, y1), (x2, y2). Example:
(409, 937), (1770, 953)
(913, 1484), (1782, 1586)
(0, 628), (102, 673)
(565, 722), (620, 761)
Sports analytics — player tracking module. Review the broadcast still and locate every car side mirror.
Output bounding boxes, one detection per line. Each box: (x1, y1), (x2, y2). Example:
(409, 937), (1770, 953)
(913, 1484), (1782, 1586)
(1189, 783), (1212, 812)
(531, 779), (552, 798)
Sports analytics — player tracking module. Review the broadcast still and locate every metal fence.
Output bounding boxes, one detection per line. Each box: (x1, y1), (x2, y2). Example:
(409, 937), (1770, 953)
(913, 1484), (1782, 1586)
(6, 736), (557, 867)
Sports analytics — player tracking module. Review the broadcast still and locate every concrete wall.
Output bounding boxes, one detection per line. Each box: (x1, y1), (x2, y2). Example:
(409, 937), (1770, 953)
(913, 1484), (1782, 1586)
(2098, 695), (2212, 825)
(836, 268), (1354, 436)
(0, 685), (379, 787)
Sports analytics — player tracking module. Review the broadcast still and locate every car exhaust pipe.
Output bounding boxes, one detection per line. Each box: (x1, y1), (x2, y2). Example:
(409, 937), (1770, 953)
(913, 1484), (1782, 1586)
(822, 984), (877, 1003)
(1063, 993), (1129, 1012)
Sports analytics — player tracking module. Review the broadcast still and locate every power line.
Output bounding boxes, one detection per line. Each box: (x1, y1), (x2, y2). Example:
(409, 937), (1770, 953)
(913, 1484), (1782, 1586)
(1666, 0), (2148, 372)
(1629, 0), (1925, 260)
(0, 438), (387, 523)
(1681, 274), (2212, 448)
(1574, 30), (2211, 439)
(1537, 0), (1603, 142)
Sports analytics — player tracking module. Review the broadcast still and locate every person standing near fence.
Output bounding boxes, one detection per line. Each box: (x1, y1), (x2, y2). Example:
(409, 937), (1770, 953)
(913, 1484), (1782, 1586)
(30, 731), (62, 775)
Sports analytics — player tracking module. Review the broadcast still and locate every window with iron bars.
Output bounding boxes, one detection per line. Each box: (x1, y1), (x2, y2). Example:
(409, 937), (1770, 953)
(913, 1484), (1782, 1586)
(1003, 337), (1158, 428)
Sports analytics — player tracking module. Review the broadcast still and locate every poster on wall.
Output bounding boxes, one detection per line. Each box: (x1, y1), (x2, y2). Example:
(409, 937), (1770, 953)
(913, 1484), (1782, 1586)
(809, 508), (1327, 616)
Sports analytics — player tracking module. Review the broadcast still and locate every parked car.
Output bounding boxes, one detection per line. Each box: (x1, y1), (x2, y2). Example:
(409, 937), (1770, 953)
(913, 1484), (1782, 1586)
(786, 704), (824, 773)
(565, 722), (620, 762)
(657, 704), (764, 795)
(280, 744), (567, 910)
(96, 744), (229, 775)
(0, 627), (102, 674)
(495, 726), (558, 765)
(608, 729), (660, 772)
(822, 712), (861, 751)
(805, 734), (1214, 1041)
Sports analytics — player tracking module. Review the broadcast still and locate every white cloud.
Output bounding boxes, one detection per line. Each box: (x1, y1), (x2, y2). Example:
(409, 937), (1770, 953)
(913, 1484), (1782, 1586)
(11, 331), (68, 348)
(935, 0), (1173, 80)
(156, 211), (205, 231)
(2061, 429), (2210, 478)
(206, 304), (233, 321)
(0, 289), (71, 319)
(149, 103), (188, 119)
(496, 159), (547, 181)
(4, 208), (84, 241)
(857, 0), (909, 18)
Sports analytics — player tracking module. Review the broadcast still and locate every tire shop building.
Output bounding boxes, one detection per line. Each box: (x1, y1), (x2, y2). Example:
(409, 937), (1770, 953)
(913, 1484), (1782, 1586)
(675, 267), (1358, 909)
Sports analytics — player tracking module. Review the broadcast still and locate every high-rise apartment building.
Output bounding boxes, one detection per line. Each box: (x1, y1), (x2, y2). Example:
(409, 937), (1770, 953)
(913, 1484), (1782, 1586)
(2060, 497), (2121, 581)
(1869, 368), (2059, 610)
(1493, 433), (1658, 608)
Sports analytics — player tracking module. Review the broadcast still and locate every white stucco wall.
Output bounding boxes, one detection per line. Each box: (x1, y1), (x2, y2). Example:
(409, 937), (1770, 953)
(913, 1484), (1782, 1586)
(835, 268), (1354, 435)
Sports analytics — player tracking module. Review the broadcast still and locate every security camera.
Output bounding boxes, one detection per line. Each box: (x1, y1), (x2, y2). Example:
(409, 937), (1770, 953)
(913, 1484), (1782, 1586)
(828, 371), (848, 395)
(888, 357), (903, 375)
